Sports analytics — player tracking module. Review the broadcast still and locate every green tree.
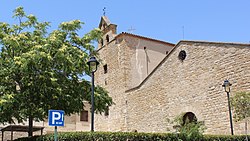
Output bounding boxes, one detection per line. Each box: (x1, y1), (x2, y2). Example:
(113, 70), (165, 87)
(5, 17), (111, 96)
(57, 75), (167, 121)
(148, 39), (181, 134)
(0, 7), (113, 136)
(231, 92), (250, 138)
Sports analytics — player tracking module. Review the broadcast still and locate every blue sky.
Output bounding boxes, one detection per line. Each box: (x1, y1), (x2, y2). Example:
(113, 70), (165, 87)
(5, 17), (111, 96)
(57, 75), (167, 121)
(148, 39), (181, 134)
(0, 0), (250, 44)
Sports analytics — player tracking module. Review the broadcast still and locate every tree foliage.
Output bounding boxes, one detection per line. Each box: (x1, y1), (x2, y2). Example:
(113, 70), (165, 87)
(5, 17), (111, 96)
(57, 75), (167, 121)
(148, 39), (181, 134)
(231, 92), (250, 140)
(0, 7), (113, 125)
(231, 91), (250, 122)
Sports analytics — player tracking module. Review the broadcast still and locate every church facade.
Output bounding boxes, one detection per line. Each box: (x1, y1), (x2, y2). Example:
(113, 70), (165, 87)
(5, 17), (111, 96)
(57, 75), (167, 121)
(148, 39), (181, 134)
(94, 16), (250, 135)
(1, 16), (249, 140)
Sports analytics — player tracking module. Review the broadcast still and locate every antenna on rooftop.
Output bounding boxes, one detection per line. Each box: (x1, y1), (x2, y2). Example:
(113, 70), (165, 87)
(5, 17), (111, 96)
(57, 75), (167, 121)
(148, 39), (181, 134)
(128, 26), (136, 33)
(103, 7), (106, 16)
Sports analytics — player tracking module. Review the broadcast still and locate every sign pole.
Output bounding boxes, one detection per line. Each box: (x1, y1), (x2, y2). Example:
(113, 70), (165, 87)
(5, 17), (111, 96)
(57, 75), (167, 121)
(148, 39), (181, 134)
(54, 126), (57, 141)
(48, 110), (64, 141)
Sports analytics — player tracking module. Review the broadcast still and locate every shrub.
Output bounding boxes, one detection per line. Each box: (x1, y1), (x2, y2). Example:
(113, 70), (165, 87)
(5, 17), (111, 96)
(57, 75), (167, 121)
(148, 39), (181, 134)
(14, 132), (250, 141)
(172, 113), (206, 141)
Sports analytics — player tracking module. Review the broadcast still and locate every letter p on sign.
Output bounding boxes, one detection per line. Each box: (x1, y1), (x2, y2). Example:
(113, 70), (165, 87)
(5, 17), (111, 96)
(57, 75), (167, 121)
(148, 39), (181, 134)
(48, 110), (64, 126)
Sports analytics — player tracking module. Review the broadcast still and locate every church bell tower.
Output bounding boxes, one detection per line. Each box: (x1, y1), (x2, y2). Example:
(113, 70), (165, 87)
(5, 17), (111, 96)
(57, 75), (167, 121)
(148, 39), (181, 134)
(98, 16), (117, 49)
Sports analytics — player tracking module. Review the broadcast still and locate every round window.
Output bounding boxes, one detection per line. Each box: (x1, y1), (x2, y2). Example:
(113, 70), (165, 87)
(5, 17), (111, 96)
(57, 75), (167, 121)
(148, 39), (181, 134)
(178, 50), (186, 61)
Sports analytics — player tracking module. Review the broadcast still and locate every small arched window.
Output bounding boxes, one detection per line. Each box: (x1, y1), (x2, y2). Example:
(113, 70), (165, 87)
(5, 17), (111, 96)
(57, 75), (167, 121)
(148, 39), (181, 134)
(103, 24), (106, 29)
(100, 39), (103, 46)
(103, 64), (108, 74)
(104, 106), (109, 116)
(106, 35), (110, 43)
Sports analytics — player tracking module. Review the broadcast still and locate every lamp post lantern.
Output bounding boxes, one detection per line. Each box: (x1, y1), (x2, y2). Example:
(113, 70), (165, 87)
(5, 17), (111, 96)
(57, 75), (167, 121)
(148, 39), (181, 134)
(222, 80), (234, 135)
(87, 56), (99, 132)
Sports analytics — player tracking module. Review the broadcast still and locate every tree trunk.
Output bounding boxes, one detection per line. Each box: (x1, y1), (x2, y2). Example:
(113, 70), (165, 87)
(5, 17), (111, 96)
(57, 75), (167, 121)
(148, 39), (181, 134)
(28, 116), (33, 137)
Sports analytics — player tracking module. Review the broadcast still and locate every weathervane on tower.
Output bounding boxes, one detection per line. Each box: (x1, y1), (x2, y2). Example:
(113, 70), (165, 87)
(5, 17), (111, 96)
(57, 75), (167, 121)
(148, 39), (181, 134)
(103, 7), (106, 16)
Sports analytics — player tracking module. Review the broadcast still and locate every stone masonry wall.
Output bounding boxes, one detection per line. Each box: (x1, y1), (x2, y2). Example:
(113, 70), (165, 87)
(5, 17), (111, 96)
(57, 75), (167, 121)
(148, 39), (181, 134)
(126, 41), (250, 135)
(44, 104), (91, 132)
(95, 35), (174, 132)
(95, 39), (128, 131)
(121, 35), (174, 89)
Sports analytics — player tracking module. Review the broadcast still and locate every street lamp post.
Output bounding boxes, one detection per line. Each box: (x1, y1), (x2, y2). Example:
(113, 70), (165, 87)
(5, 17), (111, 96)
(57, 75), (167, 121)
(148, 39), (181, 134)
(222, 80), (234, 135)
(87, 56), (99, 132)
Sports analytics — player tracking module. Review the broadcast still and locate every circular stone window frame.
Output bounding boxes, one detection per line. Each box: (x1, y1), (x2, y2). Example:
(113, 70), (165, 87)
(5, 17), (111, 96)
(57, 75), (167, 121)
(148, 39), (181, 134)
(178, 50), (187, 61)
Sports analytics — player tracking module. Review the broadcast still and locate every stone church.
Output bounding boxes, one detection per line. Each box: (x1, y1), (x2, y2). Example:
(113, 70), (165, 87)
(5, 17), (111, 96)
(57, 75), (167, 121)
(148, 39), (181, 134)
(93, 16), (250, 135)
(1, 16), (249, 140)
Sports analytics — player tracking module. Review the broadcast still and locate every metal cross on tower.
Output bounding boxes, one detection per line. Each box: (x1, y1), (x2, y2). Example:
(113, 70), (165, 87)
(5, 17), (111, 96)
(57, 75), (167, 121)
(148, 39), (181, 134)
(128, 26), (136, 33)
(103, 7), (106, 16)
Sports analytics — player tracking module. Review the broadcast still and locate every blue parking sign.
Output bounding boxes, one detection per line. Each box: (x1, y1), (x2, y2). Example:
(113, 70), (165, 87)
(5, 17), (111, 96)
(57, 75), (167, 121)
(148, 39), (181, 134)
(48, 110), (64, 126)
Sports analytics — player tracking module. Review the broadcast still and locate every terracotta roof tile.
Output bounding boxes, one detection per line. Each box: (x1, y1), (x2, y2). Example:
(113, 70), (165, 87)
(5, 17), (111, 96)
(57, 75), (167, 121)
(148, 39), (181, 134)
(116, 32), (175, 46)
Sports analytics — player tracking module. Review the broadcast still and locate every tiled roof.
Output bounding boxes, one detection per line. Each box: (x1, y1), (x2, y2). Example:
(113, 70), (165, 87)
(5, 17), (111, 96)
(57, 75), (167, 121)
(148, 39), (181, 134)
(176, 40), (250, 47)
(116, 32), (175, 46)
